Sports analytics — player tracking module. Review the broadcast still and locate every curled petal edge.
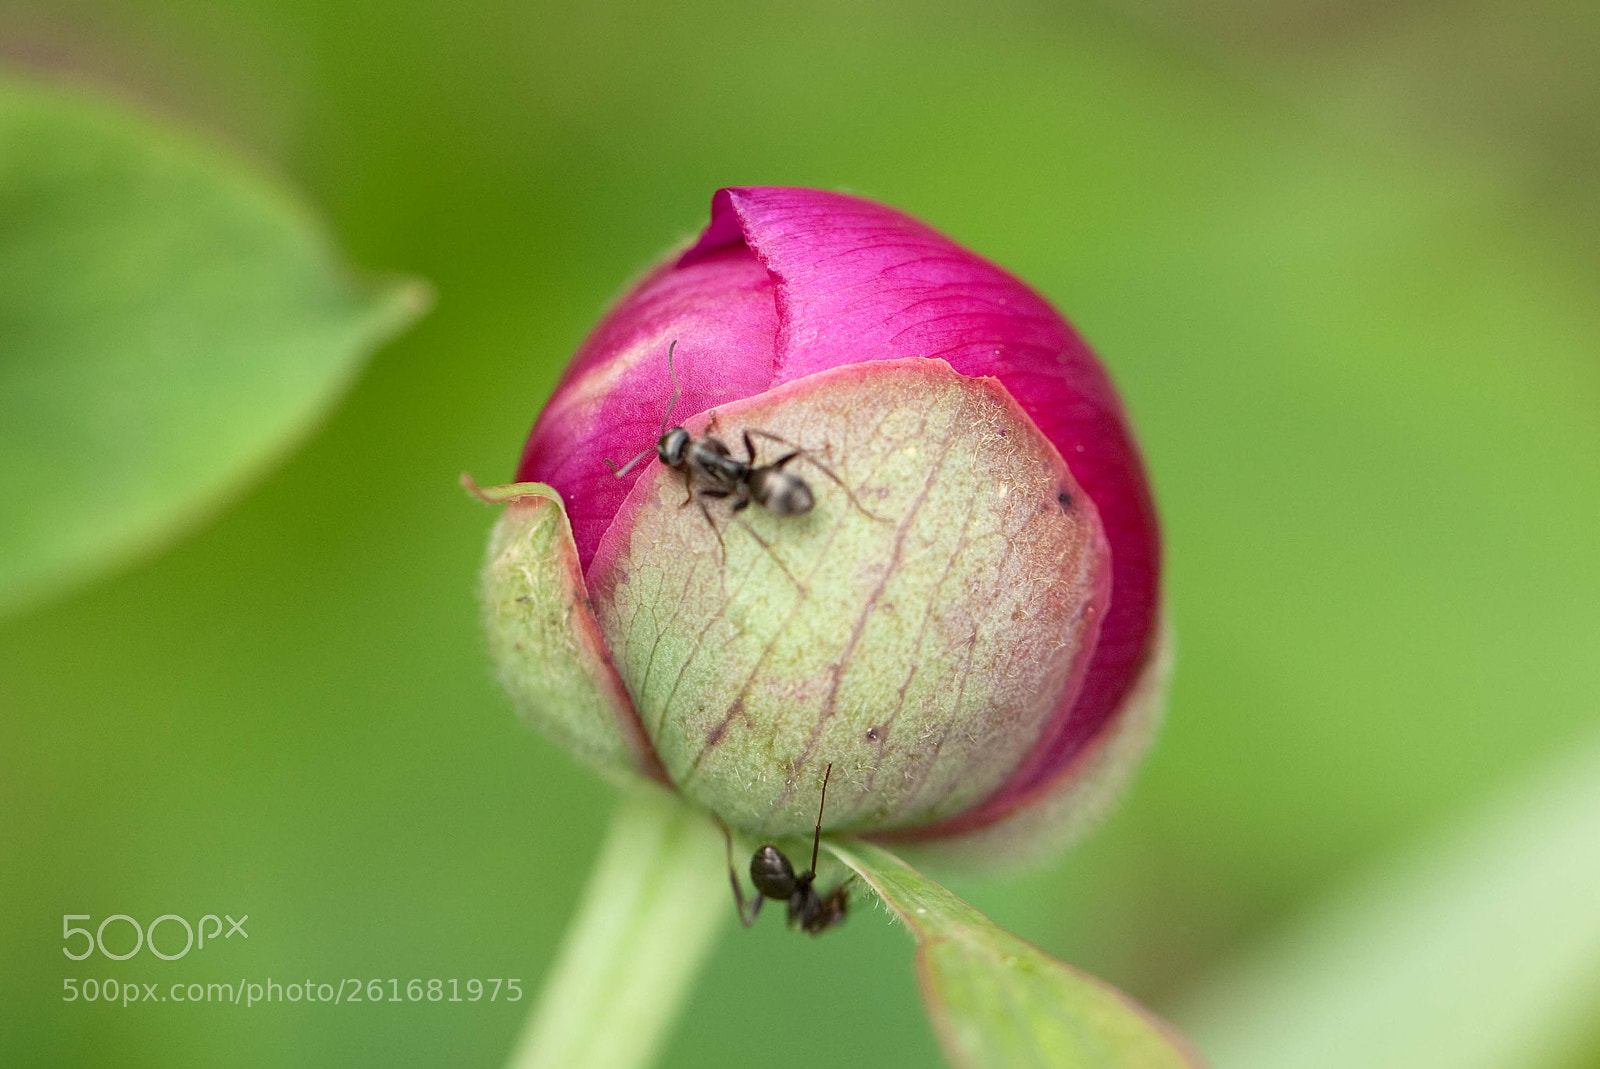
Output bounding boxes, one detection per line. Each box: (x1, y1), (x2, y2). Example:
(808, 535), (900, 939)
(882, 621), (1173, 871)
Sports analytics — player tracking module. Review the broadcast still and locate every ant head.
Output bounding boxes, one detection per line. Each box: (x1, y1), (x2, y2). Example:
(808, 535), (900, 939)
(656, 427), (690, 467)
(750, 844), (799, 899)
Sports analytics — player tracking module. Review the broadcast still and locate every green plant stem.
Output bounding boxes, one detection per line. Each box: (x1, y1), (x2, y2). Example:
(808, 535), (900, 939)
(506, 781), (728, 1069)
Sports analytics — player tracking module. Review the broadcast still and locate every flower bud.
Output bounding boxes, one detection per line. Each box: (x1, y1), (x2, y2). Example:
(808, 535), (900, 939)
(481, 187), (1165, 864)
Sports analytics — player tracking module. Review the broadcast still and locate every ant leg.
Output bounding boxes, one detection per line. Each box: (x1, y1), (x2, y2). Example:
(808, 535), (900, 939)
(743, 430), (888, 522)
(744, 428), (812, 459)
(679, 469), (695, 507)
(740, 431), (810, 485)
(730, 483), (752, 513)
(729, 518), (802, 590)
(694, 496), (727, 562)
(719, 821), (763, 928)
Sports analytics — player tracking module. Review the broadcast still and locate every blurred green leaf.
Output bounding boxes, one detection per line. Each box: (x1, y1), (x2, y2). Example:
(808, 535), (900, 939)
(1177, 729), (1600, 1069)
(828, 839), (1201, 1069)
(0, 77), (428, 618)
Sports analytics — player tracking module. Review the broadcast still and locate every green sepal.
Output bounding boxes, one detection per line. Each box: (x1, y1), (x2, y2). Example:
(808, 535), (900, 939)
(476, 481), (663, 782)
(828, 837), (1203, 1069)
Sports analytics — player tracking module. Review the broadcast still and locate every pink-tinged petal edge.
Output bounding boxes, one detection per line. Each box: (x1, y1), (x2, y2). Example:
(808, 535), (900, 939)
(518, 248), (780, 565)
(520, 187), (1161, 834)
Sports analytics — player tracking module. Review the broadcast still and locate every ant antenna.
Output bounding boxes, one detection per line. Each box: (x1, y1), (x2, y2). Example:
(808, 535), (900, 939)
(659, 340), (681, 437)
(811, 762), (832, 875)
(604, 448), (653, 478)
(603, 340), (682, 479)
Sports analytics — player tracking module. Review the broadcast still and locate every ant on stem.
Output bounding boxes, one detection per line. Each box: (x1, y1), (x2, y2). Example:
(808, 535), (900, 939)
(723, 763), (850, 935)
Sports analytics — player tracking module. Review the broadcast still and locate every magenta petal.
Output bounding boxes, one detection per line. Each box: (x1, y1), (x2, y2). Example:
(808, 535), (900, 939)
(686, 187), (1162, 826)
(517, 246), (779, 566)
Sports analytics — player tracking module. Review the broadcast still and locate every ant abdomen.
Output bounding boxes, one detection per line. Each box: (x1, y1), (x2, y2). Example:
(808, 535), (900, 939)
(746, 466), (813, 517)
(750, 845), (799, 899)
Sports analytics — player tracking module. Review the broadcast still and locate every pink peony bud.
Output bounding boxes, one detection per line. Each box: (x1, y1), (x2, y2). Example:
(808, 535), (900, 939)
(480, 187), (1166, 863)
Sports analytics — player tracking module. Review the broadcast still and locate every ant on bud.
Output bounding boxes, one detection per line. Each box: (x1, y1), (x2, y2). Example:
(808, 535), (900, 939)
(723, 763), (850, 936)
(603, 341), (882, 529)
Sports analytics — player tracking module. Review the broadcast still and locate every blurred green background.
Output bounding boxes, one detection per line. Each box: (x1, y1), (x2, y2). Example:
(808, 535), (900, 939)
(2, 1), (1598, 1066)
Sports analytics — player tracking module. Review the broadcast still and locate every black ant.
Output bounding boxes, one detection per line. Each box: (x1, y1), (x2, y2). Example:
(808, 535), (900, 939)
(724, 763), (850, 936)
(603, 341), (880, 527)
